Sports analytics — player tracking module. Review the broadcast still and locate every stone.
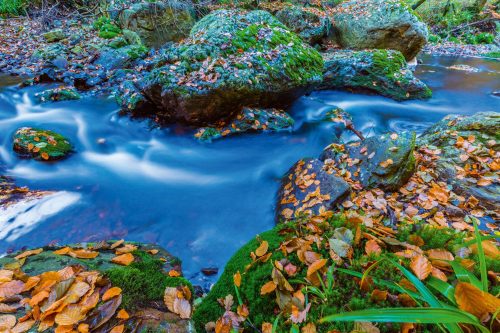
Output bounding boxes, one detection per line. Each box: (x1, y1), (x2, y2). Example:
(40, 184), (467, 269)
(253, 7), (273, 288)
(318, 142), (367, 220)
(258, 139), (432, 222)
(320, 49), (432, 101)
(43, 28), (66, 43)
(12, 127), (73, 161)
(417, 112), (500, 210)
(275, 5), (332, 45)
(276, 158), (350, 221)
(117, 1), (196, 48)
(320, 131), (417, 191)
(118, 9), (324, 125)
(35, 87), (81, 102)
(195, 107), (294, 142)
(331, 0), (428, 60)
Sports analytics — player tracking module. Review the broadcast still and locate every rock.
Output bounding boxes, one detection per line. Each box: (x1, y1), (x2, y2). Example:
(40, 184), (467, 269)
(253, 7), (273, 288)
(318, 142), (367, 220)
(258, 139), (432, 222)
(195, 107), (294, 142)
(276, 158), (350, 221)
(119, 9), (324, 125)
(275, 5), (332, 45)
(35, 87), (81, 102)
(32, 43), (67, 61)
(331, 0), (428, 60)
(320, 49), (432, 101)
(95, 45), (148, 71)
(320, 131), (417, 191)
(117, 1), (196, 48)
(43, 28), (66, 43)
(417, 112), (500, 210)
(13, 127), (73, 161)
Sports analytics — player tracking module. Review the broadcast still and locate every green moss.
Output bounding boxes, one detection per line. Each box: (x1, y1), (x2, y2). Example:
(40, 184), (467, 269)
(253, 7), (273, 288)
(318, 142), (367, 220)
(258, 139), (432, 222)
(484, 51), (500, 59)
(105, 250), (192, 310)
(126, 45), (148, 60)
(0, 0), (26, 16)
(12, 127), (73, 161)
(98, 22), (121, 39)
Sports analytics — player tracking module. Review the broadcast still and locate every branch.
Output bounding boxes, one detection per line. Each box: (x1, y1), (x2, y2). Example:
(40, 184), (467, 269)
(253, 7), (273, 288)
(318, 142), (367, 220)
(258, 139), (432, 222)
(411, 0), (427, 11)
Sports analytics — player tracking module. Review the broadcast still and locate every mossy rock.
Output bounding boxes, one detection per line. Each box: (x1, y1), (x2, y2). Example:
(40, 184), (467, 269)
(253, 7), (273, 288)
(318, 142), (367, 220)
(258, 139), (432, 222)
(331, 0), (428, 60)
(12, 127), (73, 161)
(32, 43), (67, 61)
(118, 9), (324, 125)
(35, 87), (81, 102)
(99, 22), (121, 39)
(320, 49), (432, 101)
(0, 242), (191, 311)
(43, 28), (66, 43)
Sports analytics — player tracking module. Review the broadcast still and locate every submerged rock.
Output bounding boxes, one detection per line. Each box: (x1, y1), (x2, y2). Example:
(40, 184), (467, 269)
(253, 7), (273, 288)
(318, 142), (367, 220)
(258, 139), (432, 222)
(331, 0), (428, 60)
(118, 9), (324, 125)
(275, 5), (332, 45)
(276, 158), (350, 221)
(417, 112), (500, 211)
(321, 131), (417, 191)
(195, 107), (294, 142)
(35, 87), (81, 102)
(13, 127), (73, 161)
(320, 49), (432, 101)
(117, 1), (196, 48)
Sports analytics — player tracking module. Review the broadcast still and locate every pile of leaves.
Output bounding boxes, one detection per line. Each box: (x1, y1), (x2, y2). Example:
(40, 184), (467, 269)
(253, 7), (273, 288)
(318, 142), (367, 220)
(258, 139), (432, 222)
(0, 241), (193, 333)
(198, 212), (500, 333)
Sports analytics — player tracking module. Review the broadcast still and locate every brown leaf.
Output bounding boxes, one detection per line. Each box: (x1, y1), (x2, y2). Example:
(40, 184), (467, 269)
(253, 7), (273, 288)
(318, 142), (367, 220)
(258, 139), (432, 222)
(470, 240), (500, 259)
(301, 322), (316, 333)
(455, 282), (500, 320)
(54, 304), (84, 326)
(111, 253), (134, 266)
(109, 324), (124, 333)
(110, 240), (125, 249)
(0, 270), (13, 283)
(431, 267), (448, 282)
(365, 240), (382, 256)
(0, 314), (16, 330)
(12, 319), (35, 333)
(427, 249), (454, 269)
(116, 309), (129, 320)
(410, 255), (432, 280)
(306, 258), (327, 277)
(69, 249), (99, 259)
(370, 289), (388, 302)
(233, 271), (241, 287)
(255, 241), (269, 257)
(262, 322), (273, 333)
(0, 303), (18, 313)
(164, 287), (177, 313)
(15, 248), (43, 260)
(0, 280), (25, 298)
(260, 281), (276, 295)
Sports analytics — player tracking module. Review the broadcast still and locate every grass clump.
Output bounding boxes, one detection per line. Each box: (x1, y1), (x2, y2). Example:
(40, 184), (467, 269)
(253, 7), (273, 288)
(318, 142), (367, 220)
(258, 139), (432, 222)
(105, 250), (192, 310)
(0, 0), (27, 16)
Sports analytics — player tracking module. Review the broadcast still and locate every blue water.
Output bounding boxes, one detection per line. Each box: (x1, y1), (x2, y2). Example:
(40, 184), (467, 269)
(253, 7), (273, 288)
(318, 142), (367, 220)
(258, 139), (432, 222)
(0, 55), (499, 288)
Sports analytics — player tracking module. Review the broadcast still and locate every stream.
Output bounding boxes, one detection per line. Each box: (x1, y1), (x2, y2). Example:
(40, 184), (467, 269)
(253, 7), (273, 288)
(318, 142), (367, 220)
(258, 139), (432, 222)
(0, 55), (499, 288)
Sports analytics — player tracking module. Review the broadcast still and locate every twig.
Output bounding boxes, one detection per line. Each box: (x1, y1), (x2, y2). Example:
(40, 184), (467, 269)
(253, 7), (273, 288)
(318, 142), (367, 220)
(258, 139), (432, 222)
(344, 119), (365, 141)
(449, 18), (496, 33)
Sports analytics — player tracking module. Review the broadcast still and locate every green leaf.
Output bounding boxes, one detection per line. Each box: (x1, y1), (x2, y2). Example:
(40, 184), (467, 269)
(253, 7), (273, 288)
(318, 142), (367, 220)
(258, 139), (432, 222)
(450, 260), (482, 290)
(426, 277), (456, 304)
(471, 217), (488, 292)
(320, 308), (488, 333)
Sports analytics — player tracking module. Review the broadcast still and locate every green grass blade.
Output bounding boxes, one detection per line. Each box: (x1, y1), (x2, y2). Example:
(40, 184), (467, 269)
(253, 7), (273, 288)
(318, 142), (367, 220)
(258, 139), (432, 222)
(472, 217), (488, 292)
(450, 260), (482, 290)
(320, 308), (488, 333)
(426, 277), (456, 305)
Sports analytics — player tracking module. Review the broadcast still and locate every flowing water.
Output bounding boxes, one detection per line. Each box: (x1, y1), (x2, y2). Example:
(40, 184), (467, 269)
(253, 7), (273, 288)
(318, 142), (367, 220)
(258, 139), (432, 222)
(0, 55), (499, 288)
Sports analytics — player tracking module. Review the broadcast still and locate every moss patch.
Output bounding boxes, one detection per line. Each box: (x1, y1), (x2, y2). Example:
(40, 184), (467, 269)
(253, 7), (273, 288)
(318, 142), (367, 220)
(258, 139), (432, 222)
(12, 127), (73, 161)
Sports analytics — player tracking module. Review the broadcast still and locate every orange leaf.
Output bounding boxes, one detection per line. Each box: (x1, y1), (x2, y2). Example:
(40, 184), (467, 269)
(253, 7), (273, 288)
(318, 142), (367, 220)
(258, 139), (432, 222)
(15, 248), (43, 260)
(365, 240), (382, 256)
(147, 249), (159, 255)
(116, 309), (129, 320)
(110, 325), (124, 333)
(455, 282), (500, 320)
(431, 267), (448, 282)
(41, 152), (49, 160)
(54, 304), (84, 326)
(255, 241), (269, 257)
(233, 271), (241, 287)
(115, 244), (137, 254)
(102, 287), (122, 301)
(77, 323), (89, 333)
(410, 255), (432, 280)
(370, 289), (388, 302)
(168, 270), (180, 277)
(53, 247), (71, 255)
(69, 249), (99, 259)
(110, 239), (124, 249)
(427, 249), (454, 269)
(0, 314), (17, 330)
(306, 258), (327, 277)
(12, 319), (35, 333)
(260, 281), (276, 295)
(29, 290), (49, 307)
(470, 240), (500, 259)
(111, 253), (134, 266)
(0, 270), (13, 283)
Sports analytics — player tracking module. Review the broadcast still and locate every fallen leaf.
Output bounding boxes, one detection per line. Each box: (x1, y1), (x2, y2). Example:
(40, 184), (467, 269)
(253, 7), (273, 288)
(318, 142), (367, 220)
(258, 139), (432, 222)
(15, 248), (43, 260)
(55, 304), (84, 326)
(111, 253), (134, 266)
(110, 324), (124, 333)
(0, 280), (25, 298)
(0, 314), (16, 330)
(260, 281), (277, 295)
(116, 309), (129, 320)
(455, 282), (500, 320)
(365, 240), (382, 256)
(69, 249), (99, 259)
(102, 287), (122, 301)
(255, 241), (269, 257)
(410, 255), (432, 280)
(233, 271), (241, 287)
(306, 259), (327, 277)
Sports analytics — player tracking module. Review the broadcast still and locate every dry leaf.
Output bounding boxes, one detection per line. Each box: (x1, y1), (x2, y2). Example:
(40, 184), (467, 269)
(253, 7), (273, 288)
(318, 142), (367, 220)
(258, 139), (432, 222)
(306, 258), (327, 277)
(110, 324), (124, 333)
(53, 247), (71, 255)
(455, 282), (500, 320)
(0, 280), (25, 298)
(14, 248), (43, 260)
(365, 240), (382, 256)
(255, 241), (269, 257)
(233, 271), (241, 287)
(12, 319), (35, 333)
(54, 304), (84, 326)
(102, 287), (122, 301)
(116, 309), (129, 320)
(69, 250), (99, 259)
(260, 281), (276, 295)
(410, 255), (432, 280)
(111, 253), (134, 266)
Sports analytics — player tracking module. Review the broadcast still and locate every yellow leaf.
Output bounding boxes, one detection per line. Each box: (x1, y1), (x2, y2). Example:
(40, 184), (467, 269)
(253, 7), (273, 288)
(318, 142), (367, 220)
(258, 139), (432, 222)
(55, 304), (84, 326)
(68, 249), (99, 259)
(168, 270), (180, 277)
(455, 282), (500, 320)
(53, 247), (72, 255)
(255, 241), (269, 257)
(262, 323), (273, 333)
(111, 253), (134, 266)
(410, 255), (432, 280)
(102, 287), (122, 301)
(0, 270), (13, 283)
(233, 271), (241, 287)
(110, 324), (124, 333)
(260, 281), (276, 295)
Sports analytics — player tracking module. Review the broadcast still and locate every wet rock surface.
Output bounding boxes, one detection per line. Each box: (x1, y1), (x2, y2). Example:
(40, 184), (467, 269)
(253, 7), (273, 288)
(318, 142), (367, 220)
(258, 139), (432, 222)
(321, 49), (432, 101)
(13, 127), (73, 161)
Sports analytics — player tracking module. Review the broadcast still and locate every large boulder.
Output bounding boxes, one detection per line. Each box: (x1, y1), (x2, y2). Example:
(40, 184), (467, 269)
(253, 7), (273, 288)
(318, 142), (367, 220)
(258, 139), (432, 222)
(331, 0), (428, 60)
(320, 131), (417, 191)
(320, 49), (432, 101)
(417, 112), (500, 211)
(276, 158), (351, 221)
(118, 9), (324, 125)
(116, 1), (196, 48)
